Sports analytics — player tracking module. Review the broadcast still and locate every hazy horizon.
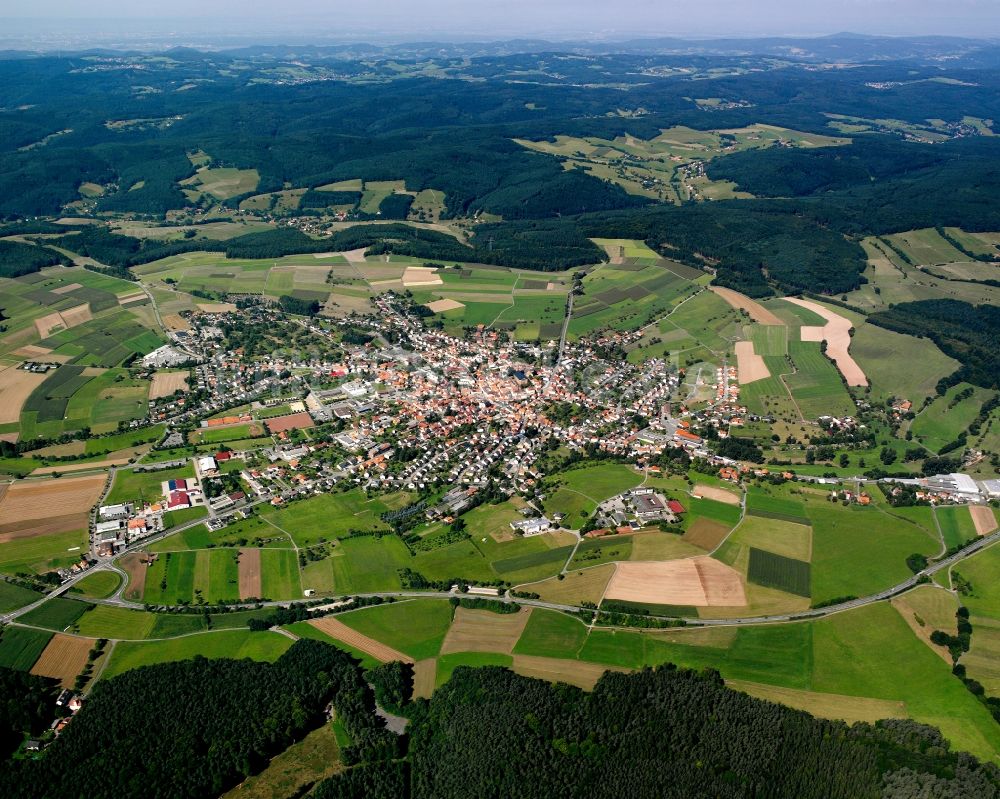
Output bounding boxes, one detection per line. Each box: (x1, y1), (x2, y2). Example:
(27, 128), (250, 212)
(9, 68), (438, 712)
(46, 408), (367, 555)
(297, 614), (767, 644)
(2, 0), (999, 50)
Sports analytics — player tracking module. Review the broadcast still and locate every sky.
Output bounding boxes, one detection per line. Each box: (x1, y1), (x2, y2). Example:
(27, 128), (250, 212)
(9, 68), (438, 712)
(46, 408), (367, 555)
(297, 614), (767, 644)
(2, 0), (999, 45)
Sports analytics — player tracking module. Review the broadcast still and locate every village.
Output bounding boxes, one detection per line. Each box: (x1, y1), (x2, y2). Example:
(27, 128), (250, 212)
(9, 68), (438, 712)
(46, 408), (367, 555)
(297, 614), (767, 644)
(83, 292), (1000, 569)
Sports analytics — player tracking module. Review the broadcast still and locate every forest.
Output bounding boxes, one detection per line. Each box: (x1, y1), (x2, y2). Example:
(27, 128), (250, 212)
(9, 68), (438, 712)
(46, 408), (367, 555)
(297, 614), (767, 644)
(3, 47), (1000, 300)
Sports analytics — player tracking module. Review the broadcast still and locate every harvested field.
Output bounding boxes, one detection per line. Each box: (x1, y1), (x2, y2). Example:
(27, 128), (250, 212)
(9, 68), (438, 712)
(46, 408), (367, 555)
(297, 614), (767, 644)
(238, 548), (262, 600)
(50, 283), (83, 295)
(426, 298), (465, 313)
(57, 303), (92, 328)
(196, 302), (237, 313)
(783, 297), (867, 386)
(0, 512), (88, 540)
(727, 680), (906, 724)
(162, 313), (190, 332)
(12, 344), (53, 357)
(413, 658), (437, 699)
(401, 266), (443, 287)
(692, 484), (741, 505)
(308, 616), (413, 663)
(264, 412), (314, 434)
(734, 341), (770, 384)
(30, 633), (92, 687)
(440, 606), (533, 655)
(523, 564), (616, 606)
(682, 518), (732, 551)
(149, 371), (188, 399)
(0, 367), (48, 424)
(33, 311), (64, 338)
(971, 505), (998, 536)
(0, 474), (104, 525)
(120, 552), (147, 601)
(117, 291), (147, 305)
(511, 655), (624, 690)
(710, 287), (785, 326)
(604, 557), (746, 607)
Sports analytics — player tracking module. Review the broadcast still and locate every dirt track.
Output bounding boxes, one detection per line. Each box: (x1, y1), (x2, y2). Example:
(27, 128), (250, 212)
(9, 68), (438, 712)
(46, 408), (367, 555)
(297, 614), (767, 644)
(710, 287), (785, 326)
(783, 297), (867, 386)
(308, 616), (413, 663)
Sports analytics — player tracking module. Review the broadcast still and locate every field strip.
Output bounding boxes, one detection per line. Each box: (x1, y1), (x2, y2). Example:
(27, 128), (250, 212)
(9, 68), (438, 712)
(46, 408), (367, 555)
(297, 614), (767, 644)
(971, 505), (998, 536)
(511, 655), (628, 691)
(726, 680), (907, 724)
(30, 633), (93, 687)
(413, 658), (436, 699)
(0, 367), (48, 425)
(709, 286), (785, 326)
(734, 340), (770, 384)
(604, 557), (747, 607)
(440, 606), (532, 654)
(782, 297), (867, 386)
(308, 616), (414, 663)
(238, 548), (262, 599)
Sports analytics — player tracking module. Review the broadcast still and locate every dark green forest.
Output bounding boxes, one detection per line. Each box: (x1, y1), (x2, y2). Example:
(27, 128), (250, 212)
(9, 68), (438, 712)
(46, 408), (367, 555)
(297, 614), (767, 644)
(6, 645), (997, 799)
(5, 47), (1000, 300)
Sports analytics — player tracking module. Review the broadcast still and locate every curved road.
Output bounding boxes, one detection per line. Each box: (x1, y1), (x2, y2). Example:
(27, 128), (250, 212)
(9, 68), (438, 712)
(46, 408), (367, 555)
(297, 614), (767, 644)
(5, 521), (998, 630)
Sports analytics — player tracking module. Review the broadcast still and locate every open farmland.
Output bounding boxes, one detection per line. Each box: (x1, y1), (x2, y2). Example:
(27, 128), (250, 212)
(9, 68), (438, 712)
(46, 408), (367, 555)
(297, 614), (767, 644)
(0, 626), (53, 670)
(30, 633), (93, 687)
(604, 557), (747, 607)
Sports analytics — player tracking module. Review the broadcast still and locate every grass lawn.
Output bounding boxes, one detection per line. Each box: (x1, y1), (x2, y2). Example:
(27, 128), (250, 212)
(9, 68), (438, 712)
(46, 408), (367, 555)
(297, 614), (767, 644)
(512, 608), (589, 659)
(936, 506), (979, 550)
(808, 501), (938, 605)
(71, 570), (122, 599)
(911, 383), (995, 453)
(0, 581), (43, 613)
(74, 605), (158, 639)
(329, 536), (410, 594)
(725, 516), (812, 562)
(106, 464), (194, 505)
(0, 528), (89, 575)
(850, 322), (958, 404)
(102, 630), (292, 679)
(261, 490), (399, 546)
(260, 548), (301, 599)
(0, 626), (53, 670)
(18, 597), (90, 631)
(337, 599), (454, 660)
(545, 463), (643, 521)
(955, 544), (1000, 621)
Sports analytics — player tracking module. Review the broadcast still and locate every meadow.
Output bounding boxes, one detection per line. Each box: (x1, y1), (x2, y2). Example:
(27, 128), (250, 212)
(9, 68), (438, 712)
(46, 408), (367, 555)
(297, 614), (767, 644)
(910, 383), (996, 453)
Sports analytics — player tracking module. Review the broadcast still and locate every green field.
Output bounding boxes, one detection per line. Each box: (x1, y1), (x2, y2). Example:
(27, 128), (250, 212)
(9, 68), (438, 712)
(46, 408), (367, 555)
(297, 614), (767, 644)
(0, 581), (44, 613)
(850, 322), (958, 404)
(747, 548), (811, 597)
(72, 570), (122, 599)
(936, 506), (980, 550)
(105, 464), (195, 505)
(102, 630), (292, 679)
(18, 597), (90, 630)
(337, 600), (454, 660)
(143, 549), (242, 605)
(0, 527), (90, 575)
(261, 490), (403, 546)
(911, 383), (995, 453)
(807, 500), (938, 605)
(545, 463), (643, 520)
(260, 549), (301, 599)
(783, 340), (855, 420)
(0, 626), (53, 670)
(745, 490), (810, 525)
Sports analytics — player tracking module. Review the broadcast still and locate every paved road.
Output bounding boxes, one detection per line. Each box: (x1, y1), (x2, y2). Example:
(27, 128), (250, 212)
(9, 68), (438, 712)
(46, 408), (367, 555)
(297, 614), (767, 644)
(7, 525), (999, 631)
